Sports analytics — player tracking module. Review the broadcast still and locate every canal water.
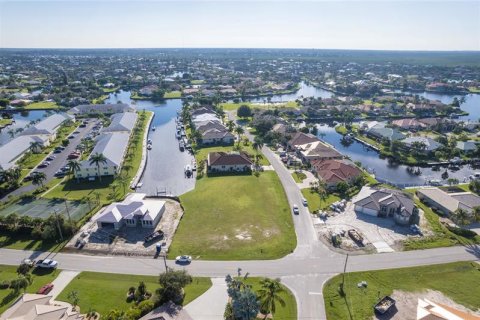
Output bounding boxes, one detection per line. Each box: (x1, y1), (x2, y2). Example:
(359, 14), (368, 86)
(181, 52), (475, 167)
(0, 110), (48, 146)
(106, 83), (479, 188)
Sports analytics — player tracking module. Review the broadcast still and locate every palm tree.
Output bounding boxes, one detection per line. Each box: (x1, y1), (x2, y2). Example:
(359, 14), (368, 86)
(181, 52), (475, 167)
(235, 126), (244, 146)
(32, 172), (46, 188)
(317, 180), (328, 211)
(454, 208), (470, 226)
(253, 136), (264, 152)
(257, 278), (286, 319)
(29, 141), (42, 153)
(67, 160), (81, 180)
(226, 120), (235, 132)
(89, 153), (107, 182)
(472, 206), (480, 223)
(116, 174), (130, 196)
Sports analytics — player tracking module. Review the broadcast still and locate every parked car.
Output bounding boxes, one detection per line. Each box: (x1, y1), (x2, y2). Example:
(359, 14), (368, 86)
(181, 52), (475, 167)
(293, 204), (299, 215)
(35, 259), (58, 269)
(175, 255), (192, 264)
(20, 258), (35, 267)
(67, 153), (80, 159)
(37, 283), (54, 295)
(37, 162), (50, 168)
(46, 155), (56, 161)
(302, 198), (308, 207)
(54, 171), (66, 177)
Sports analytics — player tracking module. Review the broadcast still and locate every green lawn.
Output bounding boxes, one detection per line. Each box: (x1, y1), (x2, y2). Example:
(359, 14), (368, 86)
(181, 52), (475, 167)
(56, 272), (212, 316)
(164, 91), (182, 98)
(0, 233), (67, 252)
(301, 188), (340, 212)
(45, 111), (153, 204)
(324, 261), (480, 320)
(102, 86), (120, 93)
(191, 80), (205, 85)
(194, 144), (270, 166)
(169, 171), (296, 260)
(0, 265), (61, 314)
(335, 125), (348, 135)
(24, 101), (59, 110)
(0, 119), (13, 126)
(243, 277), (297, 320)
(92, 95), (108, 104)
(291, 171), (307, 183)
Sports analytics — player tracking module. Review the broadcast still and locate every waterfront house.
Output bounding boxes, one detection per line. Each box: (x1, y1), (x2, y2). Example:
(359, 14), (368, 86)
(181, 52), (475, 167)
(353, 186), (417, 225)
(311, 159), (362, 189)
(287, 132), (319, 150)
(366, 123), (405, 141)
(402, 136), (442, 153)
(207, 151), (253, 173)
(456, 140), (478, 153)
(69, 103), (134, 115)
(102, 112), (137, 133)
(416, 187), (480, 216)
(296, 140), (343, 163)
(391, 118), (427, 130)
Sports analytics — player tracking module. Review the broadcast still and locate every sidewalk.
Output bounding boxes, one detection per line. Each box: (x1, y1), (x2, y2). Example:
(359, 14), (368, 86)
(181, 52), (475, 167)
(49, 270), (80, 299)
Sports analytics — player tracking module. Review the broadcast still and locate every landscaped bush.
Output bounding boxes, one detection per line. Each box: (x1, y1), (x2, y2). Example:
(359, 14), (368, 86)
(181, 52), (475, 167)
(0, 281), (10, 289)
(446, 225), (477, 239)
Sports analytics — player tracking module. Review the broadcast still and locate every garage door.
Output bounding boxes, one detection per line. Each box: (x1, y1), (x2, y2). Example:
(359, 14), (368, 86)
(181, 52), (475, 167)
(101, 222), (114, 228)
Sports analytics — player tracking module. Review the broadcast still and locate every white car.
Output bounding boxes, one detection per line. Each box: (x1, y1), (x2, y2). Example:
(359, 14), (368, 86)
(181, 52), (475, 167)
(292, 204), (299, 215)
(36, 259), (58, 269)
(302, 198), (308, 207)
(175, 255), (192, 263)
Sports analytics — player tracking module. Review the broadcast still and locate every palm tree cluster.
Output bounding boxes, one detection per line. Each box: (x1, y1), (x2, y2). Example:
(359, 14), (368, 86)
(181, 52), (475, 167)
(0, 167), (22, 190)
(225, 275), (285, 320)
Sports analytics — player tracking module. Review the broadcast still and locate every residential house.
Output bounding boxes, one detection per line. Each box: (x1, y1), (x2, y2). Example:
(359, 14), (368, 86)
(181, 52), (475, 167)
(353, 186), (418, 225)
(96, 193), (165, 230)
(68, 103), (134, 115)
(287, 132), (318, 150)
(311, 159), (362, 189)
(391, 118), (427, 130)
(366, 123), (405, 141)
(0, 293), (83, 320)
(207, 151), (253, 173)
(402, 136), (443, 153)
(190, 108), (234, 145)
(416, 187), (480, 216)
(456, 141), (478, 153)
(296, 140), (343, 163)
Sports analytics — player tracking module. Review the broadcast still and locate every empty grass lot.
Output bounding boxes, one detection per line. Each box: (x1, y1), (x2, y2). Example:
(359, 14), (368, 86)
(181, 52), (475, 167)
(323, 261), (480, 320)
(0, 265), (60, 314)
(57, 272), (212, 316)
(169, 171), (296, 260)
(243, 277), (297, 320)
(24, 101), (59, 110)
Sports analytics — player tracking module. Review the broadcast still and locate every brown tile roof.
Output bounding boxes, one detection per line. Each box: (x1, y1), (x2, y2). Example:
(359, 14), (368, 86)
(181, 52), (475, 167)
(288, 132), (318, 147)
(208, 151), (253, 166)
(311, 159), (362, 184)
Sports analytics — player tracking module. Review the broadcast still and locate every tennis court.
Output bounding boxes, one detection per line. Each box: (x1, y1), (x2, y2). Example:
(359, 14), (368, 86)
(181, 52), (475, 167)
(0, 198), (93, 221)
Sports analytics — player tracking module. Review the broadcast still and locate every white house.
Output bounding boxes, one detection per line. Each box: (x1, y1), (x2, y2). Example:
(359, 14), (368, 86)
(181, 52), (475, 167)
(21, 113), (74, 143)
(207, 151), (253, 173)
(96, 193), (165, 230)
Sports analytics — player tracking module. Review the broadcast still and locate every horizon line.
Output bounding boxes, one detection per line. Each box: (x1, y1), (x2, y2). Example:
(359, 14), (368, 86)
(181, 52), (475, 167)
(1, 47), (480, 53)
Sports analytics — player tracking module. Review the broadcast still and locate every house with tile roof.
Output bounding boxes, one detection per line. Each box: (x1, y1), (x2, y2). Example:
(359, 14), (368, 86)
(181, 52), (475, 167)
(353, 186), (418, 225)
(295, 140), (343, 163)
(207, 151), (252, 173)
(391, 118), (427, 130)
(287, 132), (318, 150)
(96, 193), (165, 230)
(0, 293), (83, 320)
(311, 159), (362, 189)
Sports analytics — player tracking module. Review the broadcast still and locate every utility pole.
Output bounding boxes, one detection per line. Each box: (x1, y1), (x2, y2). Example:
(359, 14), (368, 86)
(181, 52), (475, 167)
(64, 199), (73, 234)
(161, 253), (168, 272)
(53, 209), (63, 241)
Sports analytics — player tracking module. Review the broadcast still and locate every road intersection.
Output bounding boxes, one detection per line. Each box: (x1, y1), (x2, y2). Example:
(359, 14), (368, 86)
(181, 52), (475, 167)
(0, 114), (479, 319)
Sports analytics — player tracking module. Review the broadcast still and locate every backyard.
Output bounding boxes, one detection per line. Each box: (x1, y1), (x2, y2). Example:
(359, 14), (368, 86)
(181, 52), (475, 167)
(56, 271), (212, 316)
(323, 261), (480, 320)
(169, 171), (296, 260)
(0, 265), (60, 314)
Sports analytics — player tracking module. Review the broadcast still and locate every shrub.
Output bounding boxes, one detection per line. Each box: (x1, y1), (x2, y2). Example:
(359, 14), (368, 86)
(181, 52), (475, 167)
(0, 280), (10, 289)
(137, 300), (154, 316)
(446, 225), (477, 239)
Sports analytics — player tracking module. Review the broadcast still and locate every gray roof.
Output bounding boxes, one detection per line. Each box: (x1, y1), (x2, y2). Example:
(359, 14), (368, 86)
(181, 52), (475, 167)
(456, 141), (478, 151)
(69, 103), (134, 115)
(21, 113), (73, 136)
(355, 188), (416, 215)
(452, 193), (480, 211)
(403, 136), (442, 151)
(0, 135), (49, 170)
(103, 112), (138, 133)
(80, 132), (129, 169)
(368, 126), (405, 141)
(201, 127), (234, 140)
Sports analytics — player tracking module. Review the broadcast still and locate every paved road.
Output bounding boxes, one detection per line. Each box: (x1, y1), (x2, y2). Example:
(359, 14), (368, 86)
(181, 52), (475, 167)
(137, 118), (195, 196)
(1, 120), (96, 200)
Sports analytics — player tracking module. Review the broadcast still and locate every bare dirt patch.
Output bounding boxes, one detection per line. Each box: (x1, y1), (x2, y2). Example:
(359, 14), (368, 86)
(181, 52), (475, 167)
(374, 289), (480, 320)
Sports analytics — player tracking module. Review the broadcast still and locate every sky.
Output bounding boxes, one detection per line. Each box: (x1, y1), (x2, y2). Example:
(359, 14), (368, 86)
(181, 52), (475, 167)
(0, 0), (479, 50)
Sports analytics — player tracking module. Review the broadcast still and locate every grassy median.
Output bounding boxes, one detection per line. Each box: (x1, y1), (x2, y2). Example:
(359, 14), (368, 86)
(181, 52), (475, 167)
(169, 171), (296, 260)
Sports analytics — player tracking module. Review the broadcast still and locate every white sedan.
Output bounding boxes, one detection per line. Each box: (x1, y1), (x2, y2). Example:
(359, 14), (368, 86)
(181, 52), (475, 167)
(36, 259), (58, 269)
(175, 255), (192, 263)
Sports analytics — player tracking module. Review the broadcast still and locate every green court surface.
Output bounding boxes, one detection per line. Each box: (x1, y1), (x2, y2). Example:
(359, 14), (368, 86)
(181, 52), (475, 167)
(0, 198), (92, 221)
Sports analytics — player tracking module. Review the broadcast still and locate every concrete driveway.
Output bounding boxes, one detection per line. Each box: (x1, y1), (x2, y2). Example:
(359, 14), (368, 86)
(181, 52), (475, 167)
(137, 118), (195, 196)
(184, 278), (228, 320)
(49, 270), (80, 299)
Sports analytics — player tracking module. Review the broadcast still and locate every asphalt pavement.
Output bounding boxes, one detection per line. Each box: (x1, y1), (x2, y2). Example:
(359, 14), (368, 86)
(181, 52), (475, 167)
(137, 118), (196, 196)
(1, 120), (96, 200)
